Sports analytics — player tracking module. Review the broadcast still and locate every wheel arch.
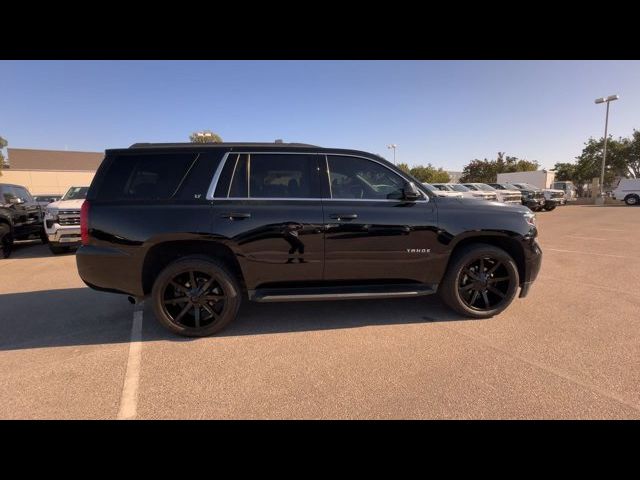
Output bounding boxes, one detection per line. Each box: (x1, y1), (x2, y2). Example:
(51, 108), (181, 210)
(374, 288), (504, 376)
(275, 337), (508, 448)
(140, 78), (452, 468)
(141, 239), (245, 295)
(445, 233), (526, 286)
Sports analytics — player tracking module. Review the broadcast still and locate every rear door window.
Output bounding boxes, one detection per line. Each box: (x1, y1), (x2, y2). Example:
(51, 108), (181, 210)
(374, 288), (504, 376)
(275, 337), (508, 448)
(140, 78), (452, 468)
(221, 153), (320, 199)
(96, 152), (221, 201)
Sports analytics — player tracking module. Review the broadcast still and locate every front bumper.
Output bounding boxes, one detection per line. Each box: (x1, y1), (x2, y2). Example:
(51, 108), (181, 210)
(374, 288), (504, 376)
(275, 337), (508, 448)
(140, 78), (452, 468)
(47, 226), (81, 245)
(519, 239), (542, 298)
(523, 198), (545, 209)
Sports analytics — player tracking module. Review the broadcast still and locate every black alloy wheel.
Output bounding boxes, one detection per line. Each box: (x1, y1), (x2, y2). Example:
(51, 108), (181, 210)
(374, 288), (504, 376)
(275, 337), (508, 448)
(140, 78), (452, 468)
(439, 244), (519, 319)
(457, 256), (512, 311)
(152, 256), (241, 337)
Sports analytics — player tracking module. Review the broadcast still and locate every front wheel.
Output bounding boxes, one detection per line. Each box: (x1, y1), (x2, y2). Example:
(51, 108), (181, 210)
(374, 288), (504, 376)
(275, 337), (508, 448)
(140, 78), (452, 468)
(439, 244), (520, 319)
(543, 203), (556, 211)
(151, 256), (241, 337)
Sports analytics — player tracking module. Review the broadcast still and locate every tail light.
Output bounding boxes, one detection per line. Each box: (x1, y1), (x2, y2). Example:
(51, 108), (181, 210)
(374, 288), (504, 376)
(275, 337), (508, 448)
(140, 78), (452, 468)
(80, 200), (90, 245)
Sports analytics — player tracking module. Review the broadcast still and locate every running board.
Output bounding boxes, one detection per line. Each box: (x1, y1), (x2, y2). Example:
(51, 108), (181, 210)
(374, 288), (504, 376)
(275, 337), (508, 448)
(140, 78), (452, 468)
(249, 284), (437, 303)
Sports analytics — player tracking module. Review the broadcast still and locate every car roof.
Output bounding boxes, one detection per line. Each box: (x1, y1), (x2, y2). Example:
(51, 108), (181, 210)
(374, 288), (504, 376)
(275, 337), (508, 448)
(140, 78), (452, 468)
(105, 142), (388, 162)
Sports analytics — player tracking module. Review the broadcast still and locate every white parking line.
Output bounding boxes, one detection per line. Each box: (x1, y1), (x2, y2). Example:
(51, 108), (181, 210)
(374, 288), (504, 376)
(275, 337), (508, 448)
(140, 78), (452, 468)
(117, 303), (144, 420)
(545, 248), (636, 259)
(565, 235), (608, 241)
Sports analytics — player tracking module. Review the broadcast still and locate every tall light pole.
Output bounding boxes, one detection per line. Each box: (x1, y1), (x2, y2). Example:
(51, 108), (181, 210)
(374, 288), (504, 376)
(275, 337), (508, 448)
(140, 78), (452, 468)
(387, 144), (397, 165)
(594, 94), (619, 204)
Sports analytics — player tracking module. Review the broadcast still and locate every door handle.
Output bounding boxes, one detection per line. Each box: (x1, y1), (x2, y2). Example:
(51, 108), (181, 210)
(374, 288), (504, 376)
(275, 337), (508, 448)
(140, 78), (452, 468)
(329, 213), (358, 220)
(220, 212), (251, 220)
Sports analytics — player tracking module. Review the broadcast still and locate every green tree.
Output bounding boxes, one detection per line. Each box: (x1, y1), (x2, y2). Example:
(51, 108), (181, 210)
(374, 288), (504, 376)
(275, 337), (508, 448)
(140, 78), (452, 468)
(409, 164), (450, 183)
(0, 136), (7, 175)
(189, 130), (223, 143)
(573, 136), (627, 187)
(460, 152), (539, 183)
(553, 162), (577, 181)
(396, 162), (411, 174)
(623, 130), (640, 178)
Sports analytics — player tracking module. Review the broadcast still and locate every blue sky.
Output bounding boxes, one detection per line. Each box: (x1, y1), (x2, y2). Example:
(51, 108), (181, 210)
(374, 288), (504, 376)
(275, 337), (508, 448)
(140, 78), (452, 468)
(1, 60), (639, 171)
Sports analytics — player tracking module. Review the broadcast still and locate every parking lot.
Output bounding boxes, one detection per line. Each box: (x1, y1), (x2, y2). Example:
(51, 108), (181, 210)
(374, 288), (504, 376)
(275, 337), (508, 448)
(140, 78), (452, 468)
(1, 204), (638, 419)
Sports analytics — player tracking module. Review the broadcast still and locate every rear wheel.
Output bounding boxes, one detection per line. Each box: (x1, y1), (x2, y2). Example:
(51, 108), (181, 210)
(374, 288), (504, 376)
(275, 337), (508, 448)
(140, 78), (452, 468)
(624, 194), (639, 206)
(439, 244), (520, 319)
(151, 256), (241, 337)
(543, 202), (556, 211)
(0, 225), (13, 259)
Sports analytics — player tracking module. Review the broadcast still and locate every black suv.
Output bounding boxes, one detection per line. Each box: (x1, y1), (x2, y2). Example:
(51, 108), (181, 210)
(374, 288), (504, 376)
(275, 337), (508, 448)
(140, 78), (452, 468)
(0, 183), (47, 258)
(77, 143), (542, 336)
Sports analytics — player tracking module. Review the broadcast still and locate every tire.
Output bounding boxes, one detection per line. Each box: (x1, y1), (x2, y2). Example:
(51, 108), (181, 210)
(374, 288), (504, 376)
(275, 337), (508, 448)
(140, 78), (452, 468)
(151, 255), (241, 337)
(439, 243), (520, 319)
(0, 224), (13, 259)
(543, 203), (556, 211)
(49, 243), (68, 254)
(624, 195), (639, 206)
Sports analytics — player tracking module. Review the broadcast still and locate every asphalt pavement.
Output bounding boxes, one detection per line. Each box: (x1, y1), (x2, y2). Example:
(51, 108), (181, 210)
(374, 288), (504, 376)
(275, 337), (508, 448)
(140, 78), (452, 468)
(1, 204), (638, 419)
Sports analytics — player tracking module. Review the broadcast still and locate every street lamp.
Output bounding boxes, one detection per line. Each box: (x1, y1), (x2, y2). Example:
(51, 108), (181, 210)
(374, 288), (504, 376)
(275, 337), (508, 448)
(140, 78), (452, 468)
(387, 144), (397, 165)
(594, 94), (619, 204)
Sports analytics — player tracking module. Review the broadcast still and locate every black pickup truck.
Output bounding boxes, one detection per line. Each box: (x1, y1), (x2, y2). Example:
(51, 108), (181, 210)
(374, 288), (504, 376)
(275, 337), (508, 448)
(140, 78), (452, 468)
(0, 183), (47, 258)
(76, 142), (542, 337)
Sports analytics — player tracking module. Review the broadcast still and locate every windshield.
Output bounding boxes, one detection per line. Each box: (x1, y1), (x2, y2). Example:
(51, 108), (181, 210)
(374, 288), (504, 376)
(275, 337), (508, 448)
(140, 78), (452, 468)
(476, 184), (496, 191)
(422, 183), (437, 192)
(463, 184), (479, 191)
(514, 183), (539, 191)
(62, 186), (89, 201)
(449, 184), (470, 192)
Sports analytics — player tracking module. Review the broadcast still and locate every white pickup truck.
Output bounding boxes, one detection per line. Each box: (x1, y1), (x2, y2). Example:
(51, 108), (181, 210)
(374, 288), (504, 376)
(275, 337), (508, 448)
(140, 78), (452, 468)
(612, 179), (640, 206)
(44, 186), (88, 254)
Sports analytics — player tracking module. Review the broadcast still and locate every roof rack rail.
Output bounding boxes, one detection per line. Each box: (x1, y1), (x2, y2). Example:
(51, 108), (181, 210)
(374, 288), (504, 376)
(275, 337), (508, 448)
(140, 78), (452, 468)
(128, 142), (320, 148)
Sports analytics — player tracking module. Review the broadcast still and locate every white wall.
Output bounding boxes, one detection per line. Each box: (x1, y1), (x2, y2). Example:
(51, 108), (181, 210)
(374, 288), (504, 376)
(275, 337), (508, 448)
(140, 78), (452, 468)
(0, 169), (96, 195)
(496, 171), (555, 189)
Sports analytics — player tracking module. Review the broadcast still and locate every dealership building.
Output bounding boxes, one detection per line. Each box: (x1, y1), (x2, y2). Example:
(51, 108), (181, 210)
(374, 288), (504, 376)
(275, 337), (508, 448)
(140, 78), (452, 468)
(1, 148), (103, 195)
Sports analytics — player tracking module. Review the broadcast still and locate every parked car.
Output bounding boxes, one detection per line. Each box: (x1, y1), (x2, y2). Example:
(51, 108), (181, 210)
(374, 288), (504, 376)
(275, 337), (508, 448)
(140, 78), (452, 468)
(0, 183), (47, 258)
(34, 194), (63, 207)
(462, 183), (521, 205)
(552, 181), (577, 201)
(611, 178), (640, 206)
(77, 142), (542, 337)
(422, 183), (463, 198)
(511, 183), (558, 211)
(490, 183), (546, 211)
(432, 183), (498, 201)
(44, 186), (89, 254)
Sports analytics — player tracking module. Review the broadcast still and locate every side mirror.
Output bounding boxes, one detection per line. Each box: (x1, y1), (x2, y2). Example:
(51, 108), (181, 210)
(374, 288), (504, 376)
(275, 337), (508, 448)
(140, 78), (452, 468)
(403, 182), (421, 201)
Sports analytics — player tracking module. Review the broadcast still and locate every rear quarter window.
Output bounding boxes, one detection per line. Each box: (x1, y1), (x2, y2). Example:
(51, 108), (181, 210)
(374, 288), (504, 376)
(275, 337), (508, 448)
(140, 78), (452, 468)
(94, 152), (223, 202)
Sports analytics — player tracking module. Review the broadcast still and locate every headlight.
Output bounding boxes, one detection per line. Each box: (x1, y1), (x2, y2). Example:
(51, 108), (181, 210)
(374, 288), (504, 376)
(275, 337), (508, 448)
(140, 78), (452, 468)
(45, 208), (59, 221)
(524, 212), (536, 226)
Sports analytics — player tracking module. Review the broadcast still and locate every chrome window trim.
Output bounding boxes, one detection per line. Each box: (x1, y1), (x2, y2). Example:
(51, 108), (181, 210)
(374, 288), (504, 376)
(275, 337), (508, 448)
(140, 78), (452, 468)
(206, 151), (232, 200)
(226, 153), (240, 198)
(205, 150), (429, 203)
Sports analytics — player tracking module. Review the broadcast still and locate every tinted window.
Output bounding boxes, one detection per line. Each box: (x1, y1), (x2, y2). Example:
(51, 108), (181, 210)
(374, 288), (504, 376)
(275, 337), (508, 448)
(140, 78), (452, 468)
(14, 186), (33, 202)
(63, 187), (89, 200)
(327, 156), (406, 200)
(175, 152), (224, 201)
(249, 154), (320, 199)
(96, 153), (200, 201)
(1, 186), (15, 203)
